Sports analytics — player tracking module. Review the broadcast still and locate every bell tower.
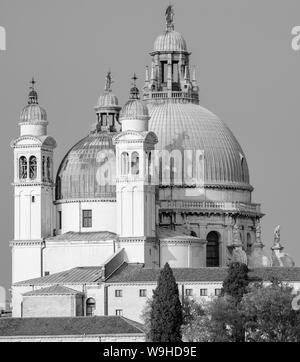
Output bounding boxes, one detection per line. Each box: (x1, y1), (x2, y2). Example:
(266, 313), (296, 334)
(10, 79), (57, 283)
(113, 76), (159, 267)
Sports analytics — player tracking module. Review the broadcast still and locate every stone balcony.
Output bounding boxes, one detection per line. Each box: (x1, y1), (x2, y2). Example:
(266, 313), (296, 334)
(143, 90), (199, 104)
(158, 200), (262, 215)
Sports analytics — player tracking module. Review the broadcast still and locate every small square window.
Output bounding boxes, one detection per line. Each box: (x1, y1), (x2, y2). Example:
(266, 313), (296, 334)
(115, 309), (123, 316)
(215, 288), (222, 296)
(200, 288), (208, 296)
(115, 290), (123, 298)
(139, 289), (147, 297)
(44, 271), (50, 276)
(82, 210), (92, 228)
(185, 289), (193, 296)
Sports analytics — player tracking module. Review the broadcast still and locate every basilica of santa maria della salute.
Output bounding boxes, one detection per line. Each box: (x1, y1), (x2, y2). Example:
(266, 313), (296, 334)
(6, 6), (299, 330)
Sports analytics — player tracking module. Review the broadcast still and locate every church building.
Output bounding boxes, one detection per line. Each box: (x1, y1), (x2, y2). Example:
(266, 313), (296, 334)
(9, 7), (298, 323)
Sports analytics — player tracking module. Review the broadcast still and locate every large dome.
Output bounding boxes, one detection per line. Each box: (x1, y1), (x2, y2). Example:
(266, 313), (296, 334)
(147, 102), (251, 189)
(56, 132), (116, 200)
(56, 102), (251, 201)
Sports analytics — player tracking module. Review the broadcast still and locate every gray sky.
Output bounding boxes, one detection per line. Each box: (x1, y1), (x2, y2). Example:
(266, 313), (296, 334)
(1, 0), (300, 290)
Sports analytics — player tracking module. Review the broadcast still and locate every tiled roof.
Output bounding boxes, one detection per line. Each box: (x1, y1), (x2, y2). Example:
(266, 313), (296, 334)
(46, 231), (117, 242)
(0, 317), (145, 337)
(106, 264), (300, 283)
(14, 264), (300, 287)
(22, 285), (83, 296)
(14, 267), (103, 286)
(107, 264), (228, 283)
(158, 227), (201, 241)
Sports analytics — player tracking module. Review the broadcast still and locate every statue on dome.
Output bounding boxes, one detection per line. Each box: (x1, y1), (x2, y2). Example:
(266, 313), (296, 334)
(274, 225), (280, 244)
(104, 71), (113, 92)
(165, 5), (174, 30)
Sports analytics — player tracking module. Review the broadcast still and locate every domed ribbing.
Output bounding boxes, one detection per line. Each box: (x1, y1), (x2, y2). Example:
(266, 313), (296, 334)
(154, 30), (187, 52)
(120, 99), (149, 120)
(97, 92), (119, 107)
(20, 104), (47, 122)
(56, 133), (116, 200)
(147, 102), (251, 187)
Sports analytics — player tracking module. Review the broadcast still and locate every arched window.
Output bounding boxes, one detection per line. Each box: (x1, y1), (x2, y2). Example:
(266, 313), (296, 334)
(86, 297), (96, 316)
(159, 157), (162, 185)
(131, 152), (139, 175)
(56, 176), (61, 199)
(19, 156), (27, 179)
(246, 233), (252, 255)
(121, 152), (129, 175)
(206, 231), (220, 267)
(42, 156), (45, 181)
(170, 157), (175, 185)
(47, 157), (51, 181)
(29, 156), (37, 179)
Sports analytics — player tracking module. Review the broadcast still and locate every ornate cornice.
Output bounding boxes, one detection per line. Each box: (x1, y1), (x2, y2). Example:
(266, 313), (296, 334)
(54, 198), (116, 205)
(10, 239), (44, 247)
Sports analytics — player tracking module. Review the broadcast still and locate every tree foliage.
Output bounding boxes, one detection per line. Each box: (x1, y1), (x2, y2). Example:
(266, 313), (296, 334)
(222, 262), (249, 304)
(240, 280), (300, 342)
(150, 263), (183, 342)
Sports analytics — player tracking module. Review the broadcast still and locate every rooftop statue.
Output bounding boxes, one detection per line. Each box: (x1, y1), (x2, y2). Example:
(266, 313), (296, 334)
(274, 225), (280, 244)
(165, 5), (174, 30)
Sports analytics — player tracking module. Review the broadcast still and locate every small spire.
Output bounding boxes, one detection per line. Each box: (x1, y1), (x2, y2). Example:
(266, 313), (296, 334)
(150, 62), (156, 82)
(145, 66), (149, 83)
(28, 77), (38, 105)
(129, 73), (139, 99)
(184, 65), (190, 81)
(165, 4), (174, 31)
(30, 77), (36, 90)
(192, 66), (196, 83)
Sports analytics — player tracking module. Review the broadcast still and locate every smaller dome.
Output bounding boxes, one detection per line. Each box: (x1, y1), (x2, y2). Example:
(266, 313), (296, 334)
(20, 104), (47, 122)
(154, 30), (187, 52)
(97, 92), (119, 108)
(271, 246), (295, 267)
(120, 99), (149, 121)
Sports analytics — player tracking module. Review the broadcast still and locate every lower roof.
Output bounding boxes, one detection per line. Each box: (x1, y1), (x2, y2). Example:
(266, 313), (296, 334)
(0, 316), (145, 336)
(22, 285), (83, 296)
(14, 263), (300, 286)
(46, 231), (117, 242)
(14, 266), (103, 286)
(107, 264), (300, 283)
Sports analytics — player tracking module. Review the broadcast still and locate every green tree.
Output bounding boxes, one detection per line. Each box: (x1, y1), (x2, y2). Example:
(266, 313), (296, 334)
(222, 262), (249, 304)
(181, 298), (211, 342)
(207, 295), (244, 342)
(150, 263), (183, 342)
(205, 262), (250, 342)
(241, 279), (300, 342)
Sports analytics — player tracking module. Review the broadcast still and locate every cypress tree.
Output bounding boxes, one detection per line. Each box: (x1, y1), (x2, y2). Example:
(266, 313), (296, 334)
(222, 262), (249, 304)
(150, 263), (183, 342)
(221, 261), (249, 341)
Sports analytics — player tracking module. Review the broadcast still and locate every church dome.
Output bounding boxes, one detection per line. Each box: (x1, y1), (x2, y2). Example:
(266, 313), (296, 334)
(56, 132), (116, 200)
(154, 30), (187, 52)
(20, 104), (47, 122)
(120, 99), (149, 121)
(147, 102), (251, 188)
(20, 79), (47, 122)
(97, 92), (119, 107)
